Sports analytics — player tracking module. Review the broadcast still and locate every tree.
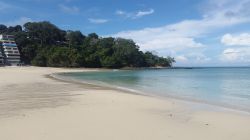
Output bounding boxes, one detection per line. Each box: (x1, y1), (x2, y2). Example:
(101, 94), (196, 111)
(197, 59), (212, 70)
(19, 44), (39, 64)
(66, 30), (85, 47)
(0, 21), (175, 68)
(24, 21), (66, 46)
(0, 24), (8, 34)
(88, 33), (98, 39)
(14, 32), (32, 63)
(112, 38), (143, 67)
(144, 51), (157, 67)
(31, 49), (47, 66)
(7, 25), (22, 33)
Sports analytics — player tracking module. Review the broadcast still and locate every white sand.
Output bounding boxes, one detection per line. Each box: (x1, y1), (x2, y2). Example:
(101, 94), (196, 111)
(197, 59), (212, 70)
(0, 66), (250, 140)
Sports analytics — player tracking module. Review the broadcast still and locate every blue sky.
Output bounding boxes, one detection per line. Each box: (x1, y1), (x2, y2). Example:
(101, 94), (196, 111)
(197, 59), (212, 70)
(1, 0), (250, 66)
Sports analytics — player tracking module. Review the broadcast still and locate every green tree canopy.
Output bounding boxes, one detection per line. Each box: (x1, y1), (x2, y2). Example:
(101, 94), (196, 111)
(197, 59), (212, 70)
(66, 30), (85, 47)
(1, 21), (175, 68)
(24, 21), (66, 45)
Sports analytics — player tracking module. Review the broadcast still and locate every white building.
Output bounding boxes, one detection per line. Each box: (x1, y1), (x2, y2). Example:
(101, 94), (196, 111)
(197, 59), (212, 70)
(0, 35), (21, 66)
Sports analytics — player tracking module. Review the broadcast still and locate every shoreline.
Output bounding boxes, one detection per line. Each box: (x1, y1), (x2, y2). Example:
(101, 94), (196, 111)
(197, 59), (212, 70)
(52, 71), (250, 114)
(49, 72), (152, 96)
(0, 66), (250, 140)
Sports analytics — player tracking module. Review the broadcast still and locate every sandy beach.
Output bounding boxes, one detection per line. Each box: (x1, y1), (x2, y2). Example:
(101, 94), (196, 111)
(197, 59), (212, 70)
(0, 66), (250, 140)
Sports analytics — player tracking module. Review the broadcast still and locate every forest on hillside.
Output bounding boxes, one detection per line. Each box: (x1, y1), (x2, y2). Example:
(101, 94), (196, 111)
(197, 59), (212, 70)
(0, 21), (175, 68)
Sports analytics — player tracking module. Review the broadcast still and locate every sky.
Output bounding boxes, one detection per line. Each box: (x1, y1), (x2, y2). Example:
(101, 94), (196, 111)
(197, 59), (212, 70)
(1, 0), (250, 66)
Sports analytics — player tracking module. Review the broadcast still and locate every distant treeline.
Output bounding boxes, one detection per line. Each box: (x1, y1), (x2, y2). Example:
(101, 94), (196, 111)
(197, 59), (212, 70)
(0, 22), (175, 68)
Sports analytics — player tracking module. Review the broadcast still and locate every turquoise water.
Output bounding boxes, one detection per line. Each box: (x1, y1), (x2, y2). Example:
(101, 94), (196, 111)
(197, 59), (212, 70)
(61, 68), (250, 112)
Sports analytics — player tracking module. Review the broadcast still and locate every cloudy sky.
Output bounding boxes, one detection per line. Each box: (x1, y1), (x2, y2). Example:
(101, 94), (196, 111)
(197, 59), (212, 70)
(1, 0), (250, 66)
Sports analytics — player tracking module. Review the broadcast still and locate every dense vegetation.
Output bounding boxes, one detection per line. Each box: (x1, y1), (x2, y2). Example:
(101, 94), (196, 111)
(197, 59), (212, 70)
(0, 22), (175, 68)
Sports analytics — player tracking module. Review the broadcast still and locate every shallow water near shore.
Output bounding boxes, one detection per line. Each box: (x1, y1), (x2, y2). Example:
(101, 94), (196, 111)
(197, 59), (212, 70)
(60, 67), (250, 112)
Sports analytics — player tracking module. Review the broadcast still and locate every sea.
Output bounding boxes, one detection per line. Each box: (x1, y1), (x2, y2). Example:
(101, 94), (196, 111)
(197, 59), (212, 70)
(60, 67), (250, 112)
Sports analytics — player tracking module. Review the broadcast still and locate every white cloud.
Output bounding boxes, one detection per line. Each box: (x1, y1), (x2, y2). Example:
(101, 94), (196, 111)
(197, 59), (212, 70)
(110, 0), (250, 66)
(116, 8), (154, 19)
(220, 47), (250, 62)
(135, 9), (154, 18)
(115, 10), (132, 18)
(187, 53), (211, 63)
(175, 53), (211, 66)
(116, 10), (126, 15)
(176, 55), (188, 62)
(88, 18), (108, 24)
(4, 17), (33, 26)
(59, 4), (79, 14)
(221, 33), (250, 46)
(202, 0), (250, 18)
(111, 16), (228, 52)
(135, 37), (205, 51)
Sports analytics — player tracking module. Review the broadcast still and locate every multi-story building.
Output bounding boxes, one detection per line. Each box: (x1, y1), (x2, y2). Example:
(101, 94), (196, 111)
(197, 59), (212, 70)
(0, 35), (21, 66)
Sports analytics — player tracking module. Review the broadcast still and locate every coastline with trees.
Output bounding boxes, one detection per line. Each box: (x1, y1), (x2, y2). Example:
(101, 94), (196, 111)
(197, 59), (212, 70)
(0, 21), (175, 68)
